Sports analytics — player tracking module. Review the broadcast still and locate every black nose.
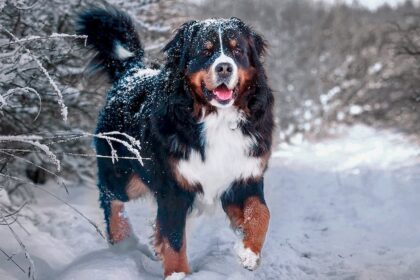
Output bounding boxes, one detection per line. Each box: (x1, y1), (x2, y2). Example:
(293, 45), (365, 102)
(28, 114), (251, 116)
(215, 62), (233, 77)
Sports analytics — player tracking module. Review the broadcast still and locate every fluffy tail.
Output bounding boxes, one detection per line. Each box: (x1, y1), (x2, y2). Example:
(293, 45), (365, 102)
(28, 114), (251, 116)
(76, 6), (144, 81)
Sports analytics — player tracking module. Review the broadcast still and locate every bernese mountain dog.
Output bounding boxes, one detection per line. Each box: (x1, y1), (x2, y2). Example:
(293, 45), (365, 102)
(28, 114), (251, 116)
(77, 6), (274, 279)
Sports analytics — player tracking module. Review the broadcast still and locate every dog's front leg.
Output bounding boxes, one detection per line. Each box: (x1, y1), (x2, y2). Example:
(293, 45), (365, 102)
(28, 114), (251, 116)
(221, 179), (270, 270)
(154, 187), (194, 279)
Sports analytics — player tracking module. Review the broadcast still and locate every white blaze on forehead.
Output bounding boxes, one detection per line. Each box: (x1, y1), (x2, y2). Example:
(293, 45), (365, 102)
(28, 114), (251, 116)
(210, 26), (238, 90)
(218, 26), (225, 56)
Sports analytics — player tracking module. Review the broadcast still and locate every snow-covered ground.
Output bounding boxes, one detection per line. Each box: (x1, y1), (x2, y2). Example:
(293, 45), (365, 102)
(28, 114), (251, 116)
(1, 125), (420, 280)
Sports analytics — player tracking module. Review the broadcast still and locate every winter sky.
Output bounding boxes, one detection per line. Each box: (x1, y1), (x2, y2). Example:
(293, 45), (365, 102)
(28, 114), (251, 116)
(189, 0), (419, 10)
(317, 0), (418, 9)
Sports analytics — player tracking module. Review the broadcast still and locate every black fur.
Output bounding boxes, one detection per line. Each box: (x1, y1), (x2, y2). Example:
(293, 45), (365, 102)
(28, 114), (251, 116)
(221, 179), (266, 210)
(76, 7), (274, 268)
(76, 6), (144, 81)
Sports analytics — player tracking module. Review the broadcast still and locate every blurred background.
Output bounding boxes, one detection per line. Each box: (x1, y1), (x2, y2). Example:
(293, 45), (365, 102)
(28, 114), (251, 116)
(1, 1), (420, 279)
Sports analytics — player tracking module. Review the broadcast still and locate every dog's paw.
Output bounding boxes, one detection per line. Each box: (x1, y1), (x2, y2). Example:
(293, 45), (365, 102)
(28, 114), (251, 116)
(234, 242), (261, 271)
(165, 272), (186, 280)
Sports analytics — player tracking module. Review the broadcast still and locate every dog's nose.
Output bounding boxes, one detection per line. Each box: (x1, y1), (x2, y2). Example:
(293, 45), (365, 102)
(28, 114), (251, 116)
(215, 62), (233, 78)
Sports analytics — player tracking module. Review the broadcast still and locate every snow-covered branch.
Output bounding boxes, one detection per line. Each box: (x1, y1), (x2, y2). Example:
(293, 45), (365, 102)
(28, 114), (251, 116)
(2, 87), (42, 120)
(0, 135), (61, 171)
(0, 25), (68, 121)
(0, 33), (88, 48)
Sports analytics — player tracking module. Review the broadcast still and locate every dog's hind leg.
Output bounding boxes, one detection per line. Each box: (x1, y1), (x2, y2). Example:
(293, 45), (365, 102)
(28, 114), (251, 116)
(107, 174), (149, 243)
(109, 200), (132, 244)
(99, 189), (133, 244)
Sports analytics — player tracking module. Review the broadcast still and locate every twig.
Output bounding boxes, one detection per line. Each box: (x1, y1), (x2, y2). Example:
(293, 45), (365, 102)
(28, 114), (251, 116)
(0, 24), (68, 121)
(3, 202), (28, 218)
(0, 148), (151, 160)
(0, 173), (105, 240)
(0, 151), (68, 194)
(0, 34), (88, 48)
(0, 135), (61, 171)
(0, 214), (18, 226)
(0, 131), (147, 170)
(2, 87), (42, 121)
(84, 132), (144, 165)
(0, 247), (26, 274)
(0, 211), (36, 279)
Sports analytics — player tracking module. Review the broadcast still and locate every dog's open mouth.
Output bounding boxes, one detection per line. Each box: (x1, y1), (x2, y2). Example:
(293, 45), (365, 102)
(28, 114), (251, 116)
(212, 84), (233, 101)
(201, 82), (238, 105)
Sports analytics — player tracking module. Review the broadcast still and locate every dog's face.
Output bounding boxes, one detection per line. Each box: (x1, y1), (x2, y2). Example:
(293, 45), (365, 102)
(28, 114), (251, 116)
(164, 18), (266, 109)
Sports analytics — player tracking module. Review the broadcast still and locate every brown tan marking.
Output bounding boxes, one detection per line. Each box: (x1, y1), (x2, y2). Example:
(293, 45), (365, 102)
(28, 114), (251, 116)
(109, 200), (131, 243)
(204, 41), (213, 50)
(237, 67), (256, 94)
(225, 196), (270, 255)
(242, 196), (270, 254)
(225, 204), (244, 229)
(187, 69), (216, 94)
(125, 173), (149, 199)
(233, 66), (261, 114)
(154, 222), (190, 277)
(186, 70), (216, 119)
(229, 39), (238, 48)
(187, 69), (207, 99)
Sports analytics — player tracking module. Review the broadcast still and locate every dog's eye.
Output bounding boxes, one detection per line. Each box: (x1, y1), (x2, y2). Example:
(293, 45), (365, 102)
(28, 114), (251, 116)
(203, 41), (213, 56)
(203, 49), (213, 57)
(233, 47), (243, 56)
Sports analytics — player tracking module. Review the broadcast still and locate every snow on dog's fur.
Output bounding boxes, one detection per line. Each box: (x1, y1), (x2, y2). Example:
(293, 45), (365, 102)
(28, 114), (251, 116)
(77, 6), (273, 279)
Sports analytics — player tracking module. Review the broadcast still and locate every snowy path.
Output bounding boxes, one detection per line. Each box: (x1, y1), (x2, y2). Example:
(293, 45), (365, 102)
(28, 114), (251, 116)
(1, 125), (420, 280)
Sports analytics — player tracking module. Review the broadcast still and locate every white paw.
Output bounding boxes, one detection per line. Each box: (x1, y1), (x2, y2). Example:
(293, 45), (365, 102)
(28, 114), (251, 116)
(165, 272), (186, 280)
(234, 242), (260, 271)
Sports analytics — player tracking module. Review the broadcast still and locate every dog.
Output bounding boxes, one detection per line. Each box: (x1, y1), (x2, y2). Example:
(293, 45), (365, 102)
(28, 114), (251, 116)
(77, 6), (274, 279)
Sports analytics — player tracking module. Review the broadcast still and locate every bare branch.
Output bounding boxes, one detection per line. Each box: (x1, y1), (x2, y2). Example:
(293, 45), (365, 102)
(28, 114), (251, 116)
(0, 247), (26, 274)
(0, 33), (88, 48)
(0, 211), (36, 280)
(0, 173), (105, 240)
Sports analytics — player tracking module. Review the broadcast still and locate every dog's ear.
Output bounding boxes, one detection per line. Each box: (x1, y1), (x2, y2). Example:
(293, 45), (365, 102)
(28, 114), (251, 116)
(229, 18), (267, 61)
(248, 30), (267, 68)
(163, 20), (198, 71)
(246, 30), (273, 155)
(251, 31), (267, 58)
(246, 29), (272, 127)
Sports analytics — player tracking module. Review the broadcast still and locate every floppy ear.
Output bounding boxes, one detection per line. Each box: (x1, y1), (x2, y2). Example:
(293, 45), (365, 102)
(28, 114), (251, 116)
(251, 31), (267, 58)
(249, 30), (267, 68)
(227, 17), (267, 63)
(246, 30), (273, 156)
(163, 20), (198, 71)
(246, 29), (272, 134)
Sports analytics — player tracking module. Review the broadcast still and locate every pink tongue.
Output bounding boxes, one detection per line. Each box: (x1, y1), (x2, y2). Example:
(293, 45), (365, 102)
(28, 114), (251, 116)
(213, 86), (233, 101)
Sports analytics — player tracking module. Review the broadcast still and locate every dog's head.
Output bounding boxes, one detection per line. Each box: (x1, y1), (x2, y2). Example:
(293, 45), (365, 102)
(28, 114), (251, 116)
(163, 18), (267, 109)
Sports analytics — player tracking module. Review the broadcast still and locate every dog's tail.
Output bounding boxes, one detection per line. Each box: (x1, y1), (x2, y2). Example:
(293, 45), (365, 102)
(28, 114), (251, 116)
(76, 6), (144, 81)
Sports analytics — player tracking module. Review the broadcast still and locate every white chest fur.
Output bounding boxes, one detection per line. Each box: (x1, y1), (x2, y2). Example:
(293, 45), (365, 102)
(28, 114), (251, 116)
(177, 107), (263, 206)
